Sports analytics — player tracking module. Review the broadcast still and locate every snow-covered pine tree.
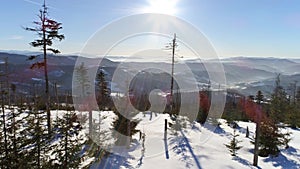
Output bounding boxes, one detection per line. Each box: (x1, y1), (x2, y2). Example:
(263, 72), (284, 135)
(5, 107), (27, 168)
(21, 109), (51, 168)
(0, 95), (29, 168)
(86, 112), (111, 163)
(50, 111), (84, 168)
(225, 129), (242, 156)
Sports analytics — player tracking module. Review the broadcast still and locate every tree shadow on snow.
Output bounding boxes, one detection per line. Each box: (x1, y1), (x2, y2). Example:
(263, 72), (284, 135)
(164, 132), (170, 159)
(200, 122), (229, 137)
(213, 125), (227, 135)
(90, 140), (140, 169)
(232, 156), (262, 169)
(263, 152), (300, 169)
(283, 146), (300, 160)
(169, 130), (204, 169)
(90, 152), (135, 169)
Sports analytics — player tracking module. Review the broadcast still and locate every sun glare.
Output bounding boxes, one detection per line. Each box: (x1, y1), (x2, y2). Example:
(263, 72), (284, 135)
(141, 0), (179, 15)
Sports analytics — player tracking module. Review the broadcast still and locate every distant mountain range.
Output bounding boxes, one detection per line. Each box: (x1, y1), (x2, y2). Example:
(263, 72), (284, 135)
(0, 51), (299, 98)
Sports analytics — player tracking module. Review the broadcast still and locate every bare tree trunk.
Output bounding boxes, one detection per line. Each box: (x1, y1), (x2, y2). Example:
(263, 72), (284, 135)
(37, 115), (41, 169)
(127, 119), (131, 148)
(1, 85), (8, 159)
(42, 7), (51, 136)
(5, 57), (10, 108)
(64, 121), (68, 168)
(164, 119), (167, 140)
(170, 34), (176, 115)
(89, 110), (92, 136)
(12, 108), (17, 166)
(253, 108), (261, 166)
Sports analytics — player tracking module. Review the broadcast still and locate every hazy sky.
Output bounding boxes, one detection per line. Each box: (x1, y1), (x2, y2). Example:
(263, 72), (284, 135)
(1, 0), (300, 58)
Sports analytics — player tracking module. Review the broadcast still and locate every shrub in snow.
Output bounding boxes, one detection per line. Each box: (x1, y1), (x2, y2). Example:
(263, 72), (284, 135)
(225, 129), (242, 156)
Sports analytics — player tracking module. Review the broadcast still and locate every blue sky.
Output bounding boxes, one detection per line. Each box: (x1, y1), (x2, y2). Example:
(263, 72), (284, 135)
(1, 0), (300, 58)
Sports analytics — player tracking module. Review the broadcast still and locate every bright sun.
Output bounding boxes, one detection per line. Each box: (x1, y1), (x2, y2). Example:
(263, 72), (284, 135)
(141, 0), (179, 15)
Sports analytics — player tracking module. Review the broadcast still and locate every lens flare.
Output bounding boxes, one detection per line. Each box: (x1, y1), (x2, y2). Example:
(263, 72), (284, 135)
(141, 0), (179, 15)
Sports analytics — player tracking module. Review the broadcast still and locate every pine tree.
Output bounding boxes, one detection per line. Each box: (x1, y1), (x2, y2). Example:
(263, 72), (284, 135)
(86, 112), (111, 163)
(112, 109), (140, 146)
(50, 111), (84, 168)
(75, 62), (90, 98)
(286, 104), (300, 128)
(258, 120), (286, 157)
(96, 69), (111, 110)
(225, 129), (242, 156)
(21, 109), (51, 168)
(284, 86), (300, 128)
(74, 62), (94, 137)
(25, 0), (64, 135)
(296, 87), (300, 104)
(5, 107), (24, 168)
(0, 106), (51, 168)
(270, 74), (288, 123)
(250, 77), (293, 158)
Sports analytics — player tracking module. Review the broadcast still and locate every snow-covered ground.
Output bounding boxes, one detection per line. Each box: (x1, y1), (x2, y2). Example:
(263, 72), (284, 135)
(83, 111), (300, 169)
(3, 108), (299, 168)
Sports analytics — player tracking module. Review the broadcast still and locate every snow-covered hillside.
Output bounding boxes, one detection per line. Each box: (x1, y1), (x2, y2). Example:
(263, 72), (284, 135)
(84, 111), (300, 169)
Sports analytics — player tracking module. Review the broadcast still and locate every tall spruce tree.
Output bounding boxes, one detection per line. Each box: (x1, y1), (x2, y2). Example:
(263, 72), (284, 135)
(25, 0), (64, 135)
(286, 104), (300, 128)
(258, 120), (285, 157)
(286, 86), (300, 128)
(75, 62), (90, 98)
(270, 74), (288, 123)
(249, 88), (292, 158)
(74, 62), (93, 136)
(96, 69), (111, 110)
